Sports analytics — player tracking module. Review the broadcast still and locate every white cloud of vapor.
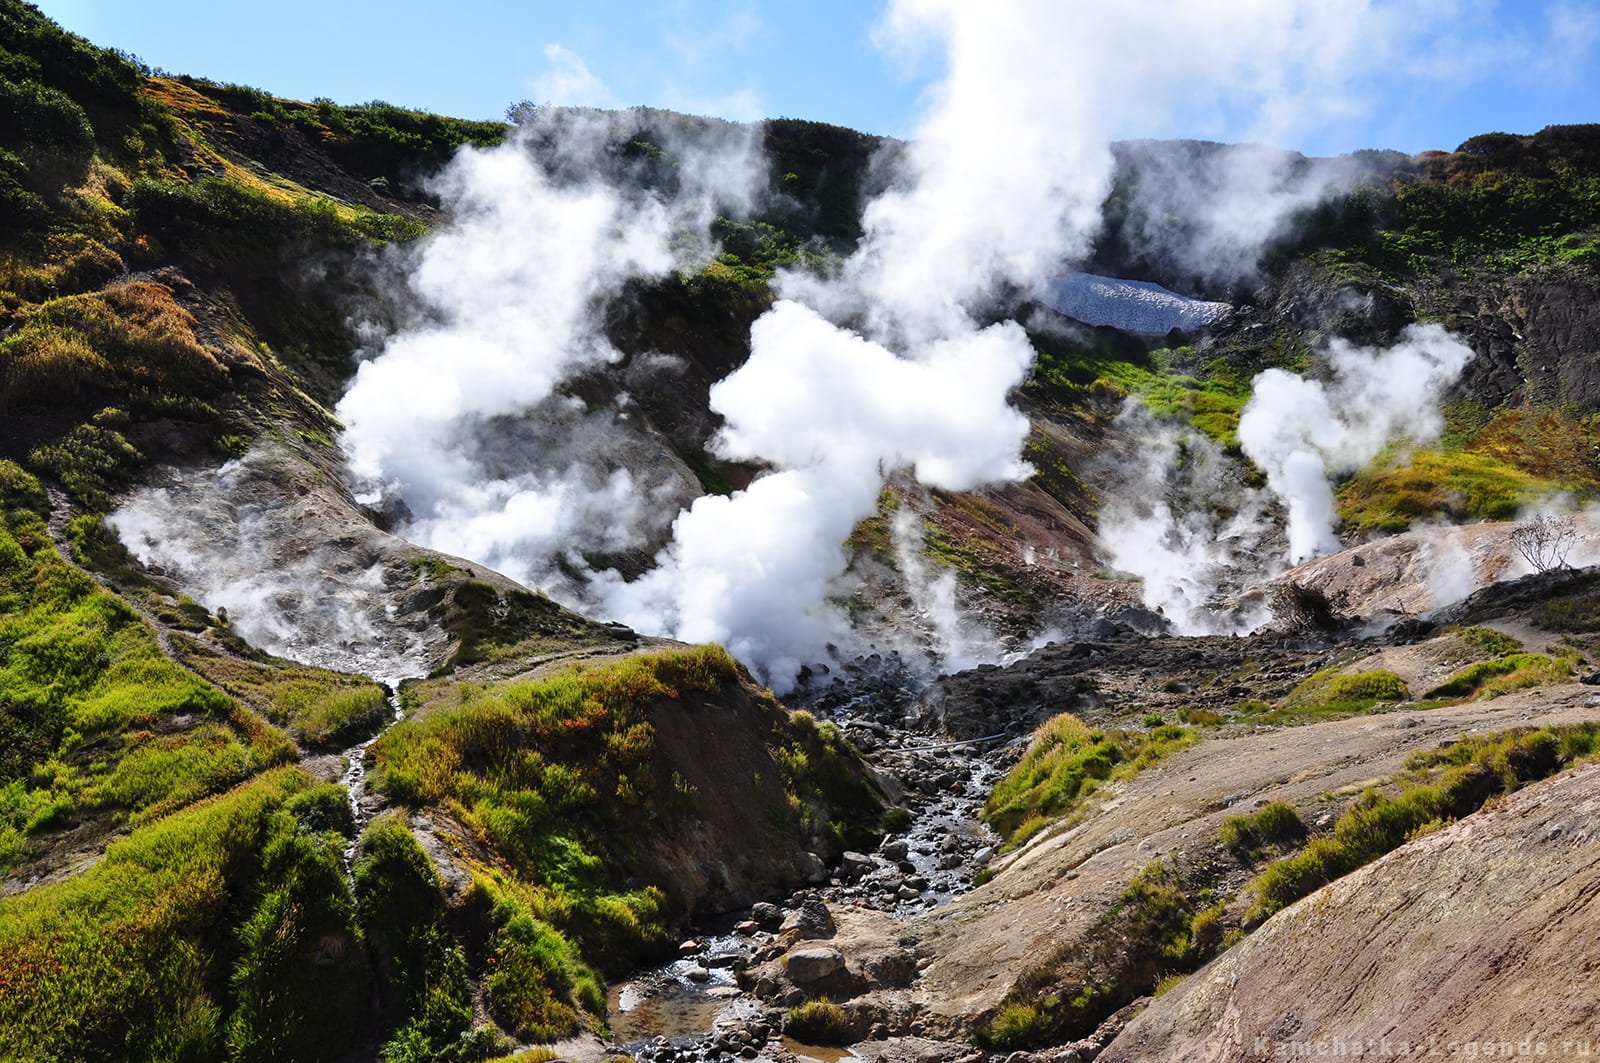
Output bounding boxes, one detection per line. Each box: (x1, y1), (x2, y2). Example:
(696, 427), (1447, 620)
(1237, 323), (1475, 563)
(1097, 404), (1275, 634)
(108, 449), (434, 683)
(1111, 141), (1395, 289)
(612, 0), (1464, 688)
(334, 107), (759, 596)
(114, 0), (1493, 687)
(529, 44), (616, 108)
(595, 302), (1032, 681)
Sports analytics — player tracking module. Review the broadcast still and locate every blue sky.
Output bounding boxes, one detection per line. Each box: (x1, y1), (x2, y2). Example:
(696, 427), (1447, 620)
(34, 0), (1600, 156)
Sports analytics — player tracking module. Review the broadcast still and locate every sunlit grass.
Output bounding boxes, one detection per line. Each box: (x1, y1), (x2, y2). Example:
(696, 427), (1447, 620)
(982, 714), (1198, 847)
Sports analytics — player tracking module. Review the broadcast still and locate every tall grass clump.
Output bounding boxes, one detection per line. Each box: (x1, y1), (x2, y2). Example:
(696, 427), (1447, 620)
(982, 714), (1197, 847)
(0, 768), (327, 1060)
(1218, 800), (1305, 851)
(0, 460), (289, 856)
(1424, 651), (1576, 701)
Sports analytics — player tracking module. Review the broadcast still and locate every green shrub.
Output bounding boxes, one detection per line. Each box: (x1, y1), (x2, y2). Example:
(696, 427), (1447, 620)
(978, 1003), (1047, 1051)
(1533, 594), (1600, 632)
(1246, 723), (1600, 921)
(785, 1000), (856, 1045)
(479, 878), (602, 1042)
(1424, 652), (1574, 701)
(1218, 800), (1305, 851)
(983, 714), (1197, 846)
(1450, 626), (1522, 656)
(0, 768), (317, 1059)
(225, 806), (368, 1061)
(355, 813), (484, 1060)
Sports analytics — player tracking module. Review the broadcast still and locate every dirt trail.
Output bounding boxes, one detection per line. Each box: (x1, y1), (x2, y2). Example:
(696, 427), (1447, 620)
(44, 486), (181, 660)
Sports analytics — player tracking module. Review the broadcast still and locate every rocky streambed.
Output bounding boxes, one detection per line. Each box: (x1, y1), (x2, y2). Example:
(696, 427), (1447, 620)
(605, 681), (1015, 1063)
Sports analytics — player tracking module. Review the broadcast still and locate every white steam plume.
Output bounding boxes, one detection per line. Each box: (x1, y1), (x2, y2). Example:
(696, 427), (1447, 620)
(604, 0), (1443, 688)
(1097, 404), (1274, 634)
(335, 109), (760, 592)
(262, 0), (1476, 691)
(889, 507), (1004, 673)
(596, 301), (1032, 682)
(1237, 323), (1475, 563)
(1111, 140), (1398, 288)
(108, 449), (433, 681)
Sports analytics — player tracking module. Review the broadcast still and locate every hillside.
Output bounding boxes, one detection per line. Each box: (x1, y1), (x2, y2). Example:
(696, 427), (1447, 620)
(2, 1), (1600, 1061)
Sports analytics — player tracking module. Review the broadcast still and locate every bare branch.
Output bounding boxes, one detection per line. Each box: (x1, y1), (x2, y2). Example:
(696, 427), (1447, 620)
(1511, 513), (1578, 574)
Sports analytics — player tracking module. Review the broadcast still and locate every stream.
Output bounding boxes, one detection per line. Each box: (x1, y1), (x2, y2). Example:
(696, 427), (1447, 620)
(338, 680), (410, 877)
(605, 677), (1015, 1063)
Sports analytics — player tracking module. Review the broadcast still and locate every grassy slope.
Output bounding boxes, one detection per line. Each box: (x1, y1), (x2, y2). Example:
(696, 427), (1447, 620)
(0, 6), (893, 1058)
(3, 0), (1600, 1055)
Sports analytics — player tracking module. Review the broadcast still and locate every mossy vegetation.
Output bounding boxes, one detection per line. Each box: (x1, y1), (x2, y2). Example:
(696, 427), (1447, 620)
(1423, 650), (1576, 701)
(773, 708), (893, 852)
(785, 1000), (856, 1045)
(0, 767), (366, 1061)
(1218, 800), (1305, 852)
(372, 647), (884, 1037)
(1239, 667), (1409, 724)
(442, 579), (628, 671)
(0, 461), (292, 869)
(1026, 340), (1252, 450)
(982, 713), (1197, 848)
(173, 638), (390, 748)
(1337, 449), (1570, 533)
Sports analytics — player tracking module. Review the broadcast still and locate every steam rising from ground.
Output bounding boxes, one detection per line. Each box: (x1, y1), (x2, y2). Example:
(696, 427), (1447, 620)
(1097, 405), (1274, 633)
(336, 108), (758, 593)
(1238, 323), (1475, 563)
(1098, 324), (1476, 633)
(112, 2), (1492, 684)
(1110, 140), (1399, 288)
(108, 450), (434, 681)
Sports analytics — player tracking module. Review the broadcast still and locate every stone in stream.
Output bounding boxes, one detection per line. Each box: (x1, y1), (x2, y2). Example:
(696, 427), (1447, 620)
(785, 947), (845, 983)
(881, 838), (910, 861)
(751, 901), (783, 930)
(841, 851), (874, 878)
(779, 897), (835, 940)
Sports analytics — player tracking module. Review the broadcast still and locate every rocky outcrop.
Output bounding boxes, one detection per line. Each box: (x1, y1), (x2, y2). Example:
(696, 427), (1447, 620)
(1103, 758), (1600, 1061)
(799, 682), (1600, 1045)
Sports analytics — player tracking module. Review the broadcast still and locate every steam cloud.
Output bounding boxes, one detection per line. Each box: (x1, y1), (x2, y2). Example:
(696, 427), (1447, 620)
(108, 448), (434, 682)
(112, 1), (1487, 684)
(1237, 323), (1475, 563)
(336, 108), (760, 595)
(1097, 404), (1273, 634)
(1110, 140), (1399, 290)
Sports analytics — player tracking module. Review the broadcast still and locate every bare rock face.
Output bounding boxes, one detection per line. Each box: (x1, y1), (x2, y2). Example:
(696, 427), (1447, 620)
(1102, 760), (1600, 1061)
(811, 683), (1600, 1046)
(1269, 513), (1600, 621)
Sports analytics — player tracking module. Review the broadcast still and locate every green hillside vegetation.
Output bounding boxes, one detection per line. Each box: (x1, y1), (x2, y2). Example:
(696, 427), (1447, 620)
(5, 0), (1600, 1056)
(0, 461), (293, 874)
(982, 713), (1197, 848)
(1246, 723), (1600, 921)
